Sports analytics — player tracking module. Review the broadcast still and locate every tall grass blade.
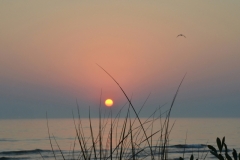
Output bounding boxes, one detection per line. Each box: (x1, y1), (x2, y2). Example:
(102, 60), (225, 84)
(110, 109), (113, 160)
(46, 112), (57, 160)
(129, 112), (136, 160)
(99, 89), (102, 160)
(183, 131), (188, 159)
(97, 63), (155, 159)
(52, 134), (66, 160)
(162, 73), (186, 160)
(89, 106), (97, 160)
(72, 111), (87, 160)
(71, 136), (77, 160)
(76, 100), (88, 157)
(119, 106), (130, 160)
(38, 150), (45, 160)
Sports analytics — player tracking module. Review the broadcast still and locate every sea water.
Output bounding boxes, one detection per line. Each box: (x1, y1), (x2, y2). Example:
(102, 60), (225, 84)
(0, 118), (239, 160)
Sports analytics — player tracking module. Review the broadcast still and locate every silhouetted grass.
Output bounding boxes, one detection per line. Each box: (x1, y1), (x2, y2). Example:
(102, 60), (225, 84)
(46, 65), (187, 160)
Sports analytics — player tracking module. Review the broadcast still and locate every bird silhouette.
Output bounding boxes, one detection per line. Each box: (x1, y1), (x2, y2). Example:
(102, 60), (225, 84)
(177, 34), (186, 38)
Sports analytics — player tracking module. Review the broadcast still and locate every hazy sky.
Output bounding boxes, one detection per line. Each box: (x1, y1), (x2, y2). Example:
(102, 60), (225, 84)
(1, 1), (240, 118)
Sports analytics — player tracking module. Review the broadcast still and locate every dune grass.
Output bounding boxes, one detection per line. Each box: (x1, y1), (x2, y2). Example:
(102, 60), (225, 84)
(46, 66), (239, 160)
(47, 101), (178, 160)
(44, 65), (185, 160)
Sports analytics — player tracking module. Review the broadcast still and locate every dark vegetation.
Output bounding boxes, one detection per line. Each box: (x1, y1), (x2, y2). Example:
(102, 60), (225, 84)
(45, 66), (239, 160)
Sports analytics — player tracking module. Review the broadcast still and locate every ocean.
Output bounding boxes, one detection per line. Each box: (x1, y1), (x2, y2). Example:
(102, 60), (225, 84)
(0, 118), (239, 160)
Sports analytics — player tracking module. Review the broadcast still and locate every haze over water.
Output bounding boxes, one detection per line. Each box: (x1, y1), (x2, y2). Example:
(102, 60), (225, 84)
(1, 1), (240, 118)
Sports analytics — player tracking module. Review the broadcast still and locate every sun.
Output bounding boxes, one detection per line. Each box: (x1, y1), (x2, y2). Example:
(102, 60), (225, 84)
(105, 99), (113, 107)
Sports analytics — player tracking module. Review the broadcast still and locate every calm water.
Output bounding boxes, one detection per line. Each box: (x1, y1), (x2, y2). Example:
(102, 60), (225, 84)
(0, 118), (239, 159)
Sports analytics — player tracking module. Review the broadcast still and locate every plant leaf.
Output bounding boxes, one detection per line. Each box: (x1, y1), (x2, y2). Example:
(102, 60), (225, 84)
(233, 149), (237, 160)
(208, 145), (217, 153)
(222, 137), (225, 151)
(219, 154), (224, 160)
(226, 153), (233, 160)
(190, 154), (194, 160)
(179, 157), (184, 160)
(224, 143), (229, 154)
(217, 137), (222, 153)
(210, 151), (219, 158)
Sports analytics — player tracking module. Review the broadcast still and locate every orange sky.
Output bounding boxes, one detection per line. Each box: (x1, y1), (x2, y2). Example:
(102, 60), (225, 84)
(0, 1), (240, 118)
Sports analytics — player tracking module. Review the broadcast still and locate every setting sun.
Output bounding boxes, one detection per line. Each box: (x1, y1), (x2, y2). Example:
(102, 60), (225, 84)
(105, 99), (113, 107)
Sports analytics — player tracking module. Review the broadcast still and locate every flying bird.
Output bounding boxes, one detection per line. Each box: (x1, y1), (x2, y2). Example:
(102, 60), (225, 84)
(177, 34), (186, 38)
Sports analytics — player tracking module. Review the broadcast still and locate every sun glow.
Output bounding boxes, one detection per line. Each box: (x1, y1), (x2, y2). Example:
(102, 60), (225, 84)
(105, 99), (113, 107)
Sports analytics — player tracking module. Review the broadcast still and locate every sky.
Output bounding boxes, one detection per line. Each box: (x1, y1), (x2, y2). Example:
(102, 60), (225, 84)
(0, 1), (240, 119)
